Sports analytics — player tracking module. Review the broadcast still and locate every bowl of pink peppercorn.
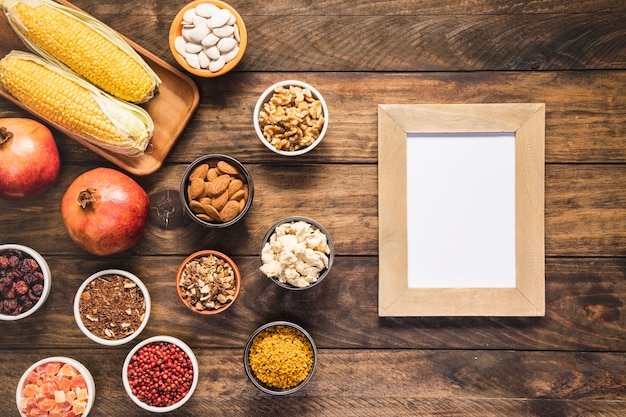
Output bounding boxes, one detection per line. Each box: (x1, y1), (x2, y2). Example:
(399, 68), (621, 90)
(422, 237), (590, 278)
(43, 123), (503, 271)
(122, 335), (198, 413)
(0, 244), (51, 321)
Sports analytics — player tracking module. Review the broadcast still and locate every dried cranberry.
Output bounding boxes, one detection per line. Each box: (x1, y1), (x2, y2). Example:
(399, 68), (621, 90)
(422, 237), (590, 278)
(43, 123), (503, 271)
(8, 254), (20, 268)
(0, 277), (11, 293)
(29, 284), (44, 300)
(2, 298), (18, 314)
(20, 258), (39, 273)
(0, 255), (8, 269)
(14, 280), (29, 296)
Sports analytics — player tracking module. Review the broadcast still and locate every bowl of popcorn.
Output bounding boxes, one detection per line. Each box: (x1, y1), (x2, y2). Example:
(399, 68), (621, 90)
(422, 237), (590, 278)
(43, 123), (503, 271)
(260, 216), (334, 290)
(73, 269), (151, 346)
(180, 154), (254, 228)
(176, 249), (241, 315)
(0, 244), (51, 321)
(244, 321), (317, 395)
(253, 80), (329, 156)
(169, 0), (247, 77)
(122, 335), (198, 412)
(17, 356), (95, 417)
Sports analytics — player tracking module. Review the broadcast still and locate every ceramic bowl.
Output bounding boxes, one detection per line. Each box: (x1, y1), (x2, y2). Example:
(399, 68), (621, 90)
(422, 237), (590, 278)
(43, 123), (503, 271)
(0, 244), (51, 321)
(169, 0), (247, 77)
(253, 80), (329, 156)
(73, 269), (151, 346)
(176, 249), (241, 315)
(16, 356), (95, 417)
(180, 154), (254, 228)
(260, 216), (334, 290)
(122, 335), (199, 413)
(244, 321), (317, 395)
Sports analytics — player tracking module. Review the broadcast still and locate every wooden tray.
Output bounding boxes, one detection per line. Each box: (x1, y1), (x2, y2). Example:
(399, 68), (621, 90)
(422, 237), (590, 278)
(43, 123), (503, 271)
(0, 0), (199, 176)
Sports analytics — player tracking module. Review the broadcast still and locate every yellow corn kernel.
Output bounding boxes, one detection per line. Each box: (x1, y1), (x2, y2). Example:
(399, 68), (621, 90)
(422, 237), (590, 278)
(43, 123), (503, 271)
(0, 51), (153, 157)
(3, 0), (160, 103)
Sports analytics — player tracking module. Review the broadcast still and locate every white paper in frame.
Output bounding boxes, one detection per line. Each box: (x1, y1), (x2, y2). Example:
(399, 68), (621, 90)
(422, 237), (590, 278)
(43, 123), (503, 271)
(378, 103), (545, 317)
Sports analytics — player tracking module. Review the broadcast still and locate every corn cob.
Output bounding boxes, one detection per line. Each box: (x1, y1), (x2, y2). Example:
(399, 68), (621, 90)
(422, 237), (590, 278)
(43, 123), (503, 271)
(0, 50), (153, 157)
(1, 0), (161, 103)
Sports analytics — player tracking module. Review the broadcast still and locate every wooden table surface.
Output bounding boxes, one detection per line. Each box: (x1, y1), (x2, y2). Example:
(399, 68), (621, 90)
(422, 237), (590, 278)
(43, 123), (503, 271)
(2, 1), (626, 416)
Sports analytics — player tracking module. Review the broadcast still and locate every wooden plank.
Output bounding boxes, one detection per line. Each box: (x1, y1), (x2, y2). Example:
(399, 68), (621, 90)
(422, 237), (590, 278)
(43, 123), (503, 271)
(5, 164), (626, 257)
(2, 349), (625, 415)
(0, 257), (624, 351)
(1, 71), (624, 164)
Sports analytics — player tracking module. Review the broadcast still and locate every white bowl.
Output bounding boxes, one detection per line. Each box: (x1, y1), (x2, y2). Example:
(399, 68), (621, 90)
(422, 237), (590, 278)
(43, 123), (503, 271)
(253, 80), (329, 156)
(0, 244), (51, 321)
(16, 356), (96, 417)
(74, 269), (151, 346)
(122, 335), (199, 413)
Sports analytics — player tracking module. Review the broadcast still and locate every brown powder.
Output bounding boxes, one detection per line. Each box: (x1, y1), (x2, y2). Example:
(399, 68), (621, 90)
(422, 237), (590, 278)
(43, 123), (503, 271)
(78, 274), (146, 340)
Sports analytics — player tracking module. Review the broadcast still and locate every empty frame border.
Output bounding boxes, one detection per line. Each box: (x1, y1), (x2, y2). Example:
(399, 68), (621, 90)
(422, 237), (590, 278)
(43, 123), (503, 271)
(378, 103), (545, 317)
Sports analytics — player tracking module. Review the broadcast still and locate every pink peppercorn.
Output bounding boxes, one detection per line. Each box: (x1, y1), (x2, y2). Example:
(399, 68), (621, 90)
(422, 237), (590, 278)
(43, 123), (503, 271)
(127, 341), (194, 408)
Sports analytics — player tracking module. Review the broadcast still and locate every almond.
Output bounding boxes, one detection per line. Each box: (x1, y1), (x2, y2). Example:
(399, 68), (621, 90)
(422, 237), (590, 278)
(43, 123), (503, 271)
(216, 160), (240, 176)
(201, 202), (222, 222)
(209, 174), (231, 196)
(227, 179), (244, 198)
(189, 163), (209, 181)
(229, 189), (245, 201)
(220, 200), (241, 222)
(212, 190), (229, 211)
(189, 200), (205, 214)
(188, 177), (206, 199)
(207, 167), (219, 181)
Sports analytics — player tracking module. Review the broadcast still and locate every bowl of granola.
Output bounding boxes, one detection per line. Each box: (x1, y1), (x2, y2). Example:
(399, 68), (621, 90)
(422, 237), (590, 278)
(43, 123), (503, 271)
(74, 269), (151, 346)
(253, 80), (328, 156)
(0, 244), (51, 321)
(176, 249), (241, 315)
(259, 216), (334, 290)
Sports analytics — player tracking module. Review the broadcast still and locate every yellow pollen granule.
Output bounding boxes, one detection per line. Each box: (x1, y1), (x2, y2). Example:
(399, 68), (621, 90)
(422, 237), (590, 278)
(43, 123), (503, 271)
(248, 325), (314, 390)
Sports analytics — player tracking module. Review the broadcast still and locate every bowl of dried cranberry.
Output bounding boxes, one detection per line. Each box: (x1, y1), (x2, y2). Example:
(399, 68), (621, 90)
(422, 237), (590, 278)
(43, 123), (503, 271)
(0, 244), (51, 321)
(122, 335), (198, 413)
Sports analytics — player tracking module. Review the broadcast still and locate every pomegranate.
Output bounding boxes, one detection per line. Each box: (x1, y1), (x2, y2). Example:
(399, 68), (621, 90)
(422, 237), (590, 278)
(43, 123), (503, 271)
(61, 168), (150, 256)
(0, 118), (60, 200)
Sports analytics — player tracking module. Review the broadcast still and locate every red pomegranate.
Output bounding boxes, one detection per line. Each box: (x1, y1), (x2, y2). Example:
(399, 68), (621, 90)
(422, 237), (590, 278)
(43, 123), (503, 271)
(61, 167), (150, 255)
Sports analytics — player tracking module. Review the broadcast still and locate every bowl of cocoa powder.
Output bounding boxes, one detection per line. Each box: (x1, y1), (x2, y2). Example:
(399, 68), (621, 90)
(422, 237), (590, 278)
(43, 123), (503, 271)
(0, 244), (51, 321)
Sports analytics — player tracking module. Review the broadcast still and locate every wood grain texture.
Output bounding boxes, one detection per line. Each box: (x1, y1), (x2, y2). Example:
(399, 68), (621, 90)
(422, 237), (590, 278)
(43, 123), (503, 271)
(2, 0), (626, 415)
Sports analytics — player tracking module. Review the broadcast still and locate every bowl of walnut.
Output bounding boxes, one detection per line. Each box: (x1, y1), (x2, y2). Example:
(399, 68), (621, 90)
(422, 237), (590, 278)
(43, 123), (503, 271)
(176, 249), (241, 315)
(180, 154), (254, 228)
(73, 269), (151, 346)
(253, 80), (329, 156)
(260, 216), (334, 290)
(0, 244), (51, 321)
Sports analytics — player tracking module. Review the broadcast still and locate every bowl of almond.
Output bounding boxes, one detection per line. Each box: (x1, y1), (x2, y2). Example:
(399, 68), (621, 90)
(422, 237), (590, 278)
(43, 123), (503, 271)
(180, 154), (254, 228)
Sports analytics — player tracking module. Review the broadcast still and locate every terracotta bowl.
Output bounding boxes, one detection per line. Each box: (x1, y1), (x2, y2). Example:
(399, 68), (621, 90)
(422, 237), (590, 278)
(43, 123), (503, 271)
(169, 0), (247, 77)
(0, 244), (51, 321)
(176, 249), (241, 315)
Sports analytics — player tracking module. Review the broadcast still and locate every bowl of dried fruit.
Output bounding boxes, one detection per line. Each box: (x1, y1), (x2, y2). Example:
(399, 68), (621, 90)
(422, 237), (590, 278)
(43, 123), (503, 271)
(176, 249), (241, 315)
(180, 154), (254, 228)
(260, 216), (334, 290)
(244, 321), (317, 395)
(169, 0), (247, 77)
(17, 356), (95, 417)
(122, 335), (198, 413)
(74, 269), (151, 346)
(0, 244), (51, 321)
(253, 80), (329, 156)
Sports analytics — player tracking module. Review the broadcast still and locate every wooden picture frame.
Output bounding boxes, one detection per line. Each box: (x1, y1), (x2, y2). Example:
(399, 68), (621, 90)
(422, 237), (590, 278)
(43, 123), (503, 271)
(378, 103), (545, 317)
